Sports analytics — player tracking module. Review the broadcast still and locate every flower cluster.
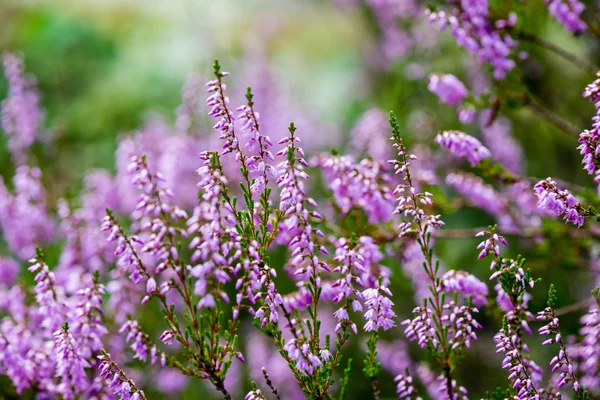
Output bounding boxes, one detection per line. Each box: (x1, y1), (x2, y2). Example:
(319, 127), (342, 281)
(331, 237), (365, 335)
(392, 123), (444, 235)
(537, 286), (582, 393)
(534, 178), (585, 226)
(350, 108), (392, 161)
(435, 130), (491, 166)
(0, 52), (43, 163)
(98, 351), (147, 400)
(446, 172), (511, 223)
(313, 153), (395, 223)
(569, 307), (600, 392)
(426, 3), (517, 79)
(545, 0), (587, 33)
(440, 270), (488, 306)
(428, 73), (468, 106)
(276, 124), (328, 277)
(0, 166), (55, 259)
(494, 325), (540, 398)
(394, 370), (421, 400)
(579, 74), (600, 190)
(120, 319), (166, 366)
(362, 279), (396, 332)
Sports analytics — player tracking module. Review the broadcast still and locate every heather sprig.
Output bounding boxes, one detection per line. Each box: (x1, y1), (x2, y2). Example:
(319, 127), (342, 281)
(54, 323), (90, 399)
(120, 319), (166, 366)
(394, 368), (421, 400)
(1, 52), (44, 164)
(477, 227), (551, 399)
(29, 248), (68, 332)
(435, 130), (491, 167)
(545, 0), (587, 33)
(534, 177), (592, 227)
(312, 153), (395, 223)
(102, 163), (235, 398)
(478, 227), (536, 344)
(391, 111), (472, 399)
(206, 60), (259, 233)
(331, 235), (364, 336)
(98, 350), (147, 400)
(537, 285), (585, 397)
(426, 3), (517, 79)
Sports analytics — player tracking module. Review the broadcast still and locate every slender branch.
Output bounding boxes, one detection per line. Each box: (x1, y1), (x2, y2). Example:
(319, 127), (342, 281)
(524, 94), (582, 137)
(555, 298), (595, 316)
(581, 18), (600, 39)
(513, 29), (598, 75)
(262, 368), (282, 400)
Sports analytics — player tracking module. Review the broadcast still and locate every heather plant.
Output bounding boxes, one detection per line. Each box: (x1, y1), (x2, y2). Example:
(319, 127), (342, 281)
(2, 0), (600, 399)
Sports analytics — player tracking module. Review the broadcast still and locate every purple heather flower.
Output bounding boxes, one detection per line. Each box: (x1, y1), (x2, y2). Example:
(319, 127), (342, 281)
(428, 73), (468, 106)
(568, 307), (600, 392)
(354, 236), (391, 289)
(28, 254), (68, 332)
(350, 108), (392, 161)
(120, 320), (165, 366)
(101, 213), (147, 284)
(478, 228), (537, 361)
(188, 152), (241, 311)
(446, 172), (510, 217)
(246, 332), (305, 400)
(276, 126), (329, 277)
(0, 166), (55, 259)
(115, 116), (205, 211)
(236, 97), (277, 193)
(126, 155), (188, 275)
(443, 300), (482, 350)
(537, 305), (582, 393)
(481, 113), (524, 174)
(427, 4), (517, 79)
(175, 73), (205, 135)
(70, 279), (108, 359)
(0, 256), (19, 285)
(1, 52), (43, 164)
(283, 339), (323, 376)
(441, 270), (488, 306)
(245, 389), (267, 400)
(495, 327), (542, 397)
(54, 326), (90, 399)
(391, 136), (444, 236)
(330, 237), (366, 335)
(579, 74), (600, 194)
(313, 153), (395, 223)
(98, 352), (146, 400)
(534, 178), (585, 227)
(435, 130), (491, 166)
(545, 0), (587, 33)
(402, 306), (437, 348)
(458, 106), (477, 123)
(362, 280), (396, 332)
(438, 374), (469, 400)
(394, 371), (421, 400)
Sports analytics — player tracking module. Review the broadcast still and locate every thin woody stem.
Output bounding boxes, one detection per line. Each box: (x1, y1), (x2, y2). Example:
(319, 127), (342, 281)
(514, 29), (598, 75)
(523, 93), (582, 137)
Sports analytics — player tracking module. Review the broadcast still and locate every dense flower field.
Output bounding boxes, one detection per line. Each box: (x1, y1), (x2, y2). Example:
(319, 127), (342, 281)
(1, 0), (600, 399)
